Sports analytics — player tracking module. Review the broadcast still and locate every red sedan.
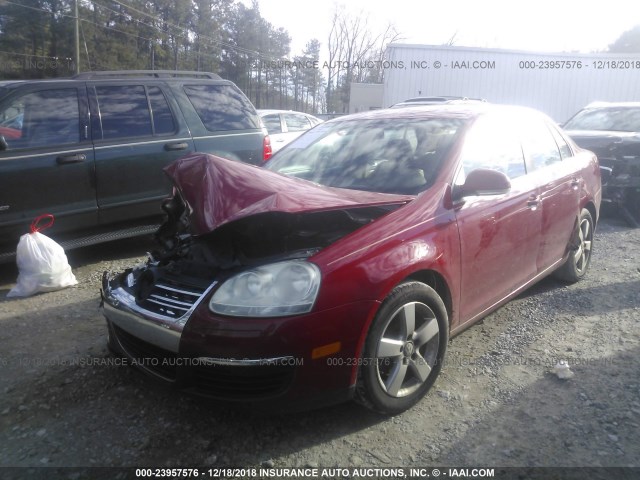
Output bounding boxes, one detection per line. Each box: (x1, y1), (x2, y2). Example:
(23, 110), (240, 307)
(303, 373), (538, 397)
(102, 104), (601, 414)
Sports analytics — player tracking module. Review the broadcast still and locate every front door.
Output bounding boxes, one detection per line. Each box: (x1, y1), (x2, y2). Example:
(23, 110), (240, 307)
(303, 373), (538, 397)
(454, 115), (541, 324)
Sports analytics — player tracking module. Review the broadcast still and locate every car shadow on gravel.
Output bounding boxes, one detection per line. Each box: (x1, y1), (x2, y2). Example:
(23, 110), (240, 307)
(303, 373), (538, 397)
(437, 345), (640, 469)
(2, 354), (388, 468)
(1, 292), (388, 468)
(64, 235), (156, 268)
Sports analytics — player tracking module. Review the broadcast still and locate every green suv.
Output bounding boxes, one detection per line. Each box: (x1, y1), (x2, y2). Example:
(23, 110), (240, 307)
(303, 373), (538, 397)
(0, 71), (270, 262)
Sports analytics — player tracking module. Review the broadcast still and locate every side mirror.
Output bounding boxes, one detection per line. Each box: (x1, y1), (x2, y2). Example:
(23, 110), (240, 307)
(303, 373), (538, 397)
(454, 168), (511, 199)
(0, 135), (7, 151)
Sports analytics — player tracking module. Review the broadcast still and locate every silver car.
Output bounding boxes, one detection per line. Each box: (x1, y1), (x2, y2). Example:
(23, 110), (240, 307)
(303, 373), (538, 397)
(258, 109), (322, 153)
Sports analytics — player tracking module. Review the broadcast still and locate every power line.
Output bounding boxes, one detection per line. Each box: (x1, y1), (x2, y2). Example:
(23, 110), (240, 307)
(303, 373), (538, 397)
(2, 0), (298, 66)
(2, 0), (76, 19)
(0, 49), (71, 60)
(108, 0), (289, 62)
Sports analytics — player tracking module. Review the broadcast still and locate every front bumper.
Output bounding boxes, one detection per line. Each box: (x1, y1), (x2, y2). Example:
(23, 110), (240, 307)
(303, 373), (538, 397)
(101, 272), (377, 407)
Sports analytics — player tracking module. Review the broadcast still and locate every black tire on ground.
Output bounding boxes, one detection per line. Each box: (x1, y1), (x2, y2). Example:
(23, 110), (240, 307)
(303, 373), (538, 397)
(554, 208), (595, 283)
(355, 281), (449, 415)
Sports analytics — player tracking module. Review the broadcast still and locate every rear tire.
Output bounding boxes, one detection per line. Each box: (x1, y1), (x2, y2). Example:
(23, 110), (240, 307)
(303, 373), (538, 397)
(555, 208), (594, 283)
(355, 282), (449, 415)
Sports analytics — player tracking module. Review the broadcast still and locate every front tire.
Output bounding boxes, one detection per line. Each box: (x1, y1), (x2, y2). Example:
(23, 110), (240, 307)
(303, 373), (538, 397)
(355, 282), (449, 415)
(555, 208), (594, 283)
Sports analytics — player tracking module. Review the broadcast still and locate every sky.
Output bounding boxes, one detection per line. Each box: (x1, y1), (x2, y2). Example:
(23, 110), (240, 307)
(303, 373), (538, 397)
(245, 0), (640, 57)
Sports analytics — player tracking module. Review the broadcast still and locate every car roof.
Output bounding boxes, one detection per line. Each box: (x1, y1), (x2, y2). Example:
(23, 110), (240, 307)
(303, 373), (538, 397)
(0, 79), (77, 88)
(325, 104), (540, 123)
(258, 109), (318, 117)
(583, 101), (640, 109)
(0, 71), (225, 89)
(390, 96), (487, 108)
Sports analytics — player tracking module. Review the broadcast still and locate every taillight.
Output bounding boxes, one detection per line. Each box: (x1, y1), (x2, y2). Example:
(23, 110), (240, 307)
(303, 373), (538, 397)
(263, 135), (272, 162)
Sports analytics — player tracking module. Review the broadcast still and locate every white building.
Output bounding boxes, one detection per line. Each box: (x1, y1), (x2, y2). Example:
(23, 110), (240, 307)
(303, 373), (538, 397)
(383, 44), (640, 122)
(349, 83), (384, 113)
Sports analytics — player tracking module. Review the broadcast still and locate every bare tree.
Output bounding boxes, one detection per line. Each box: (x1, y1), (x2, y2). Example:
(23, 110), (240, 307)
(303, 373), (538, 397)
(326, 4), (403, 112)
(356, 23), (403, 84)
(325, 5), (345, 113)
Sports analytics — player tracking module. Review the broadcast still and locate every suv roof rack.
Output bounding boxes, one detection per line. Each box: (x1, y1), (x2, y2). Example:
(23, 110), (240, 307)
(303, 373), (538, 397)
(73, 70), (221, 80)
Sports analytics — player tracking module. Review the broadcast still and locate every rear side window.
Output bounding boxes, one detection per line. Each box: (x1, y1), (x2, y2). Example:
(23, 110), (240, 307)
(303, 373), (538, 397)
(94, 85), (176, 140)
(95, 85), (152, 139)
(0, 88), (79, 150)
(521, 118), (562, 171)
(548, 124), (572, 159)
(284, 113), (311, 132)
(184, 84), (260, 131)
(262, 114), (282, 133)
(148, 86), (175, 135)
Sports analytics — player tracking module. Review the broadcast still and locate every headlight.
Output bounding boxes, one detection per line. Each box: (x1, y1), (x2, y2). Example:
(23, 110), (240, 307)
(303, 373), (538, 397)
(209, 261), (321, 317)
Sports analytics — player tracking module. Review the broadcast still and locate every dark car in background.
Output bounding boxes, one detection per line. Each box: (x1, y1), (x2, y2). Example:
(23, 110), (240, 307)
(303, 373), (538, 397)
(563, 101), (640, 226)
(102, 104), (601, 414)
(0, 70), (270, 262)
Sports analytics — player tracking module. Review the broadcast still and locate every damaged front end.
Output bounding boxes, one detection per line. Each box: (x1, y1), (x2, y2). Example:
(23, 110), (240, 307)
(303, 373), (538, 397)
(569, 132), (640, 227)
(101, 153), (412, 389)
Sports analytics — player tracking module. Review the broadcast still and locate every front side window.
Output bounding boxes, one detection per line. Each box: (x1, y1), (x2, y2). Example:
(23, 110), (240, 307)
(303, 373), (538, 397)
(0, 88), (79, 150)
(95, 85), (152, 139)
(456, 116), (526, 185)
(266, 117), (465, 195)
(184, 84), (260, 131)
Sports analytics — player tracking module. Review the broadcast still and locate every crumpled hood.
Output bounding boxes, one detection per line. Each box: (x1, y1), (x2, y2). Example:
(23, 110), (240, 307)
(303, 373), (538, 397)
(164, 153), (414, 236)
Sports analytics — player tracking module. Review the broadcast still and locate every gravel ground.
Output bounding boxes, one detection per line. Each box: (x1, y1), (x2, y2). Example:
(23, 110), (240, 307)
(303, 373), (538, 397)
(0, 211), (639, 476)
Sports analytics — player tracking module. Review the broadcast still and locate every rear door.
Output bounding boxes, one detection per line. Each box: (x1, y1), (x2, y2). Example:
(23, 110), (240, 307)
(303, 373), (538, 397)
(454, 115), (541, 323)
(520, 118), (580, 272)
(89, 83), (194, 226)
(0, 84), (95, 250)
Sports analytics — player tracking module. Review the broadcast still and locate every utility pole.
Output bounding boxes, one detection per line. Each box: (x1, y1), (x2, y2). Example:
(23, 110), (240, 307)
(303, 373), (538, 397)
(74, 0), (80, 74)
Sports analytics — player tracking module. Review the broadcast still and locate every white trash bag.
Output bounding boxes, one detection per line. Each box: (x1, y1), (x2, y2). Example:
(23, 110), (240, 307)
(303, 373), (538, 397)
(7, 214), (78, 298)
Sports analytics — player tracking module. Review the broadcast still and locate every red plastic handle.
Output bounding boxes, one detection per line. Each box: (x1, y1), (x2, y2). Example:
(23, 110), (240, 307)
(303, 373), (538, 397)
(30, 214), (55, 233)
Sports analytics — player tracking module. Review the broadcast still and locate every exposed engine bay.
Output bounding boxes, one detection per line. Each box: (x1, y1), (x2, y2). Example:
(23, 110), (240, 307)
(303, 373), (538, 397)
(103, 153), (413, 321)
(105, 190), (405, 321)
(151, 189), (402, 277)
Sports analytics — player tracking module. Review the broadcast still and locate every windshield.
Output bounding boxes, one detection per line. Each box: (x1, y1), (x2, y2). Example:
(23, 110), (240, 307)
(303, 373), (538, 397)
(564, 107), (640, 132)
(265, 117), (465, 195)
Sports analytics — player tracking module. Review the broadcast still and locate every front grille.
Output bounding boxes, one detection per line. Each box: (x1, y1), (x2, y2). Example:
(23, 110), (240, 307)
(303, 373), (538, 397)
(137, 278), (207, 320)
(113, 324), (178, 380)
(190, 363), (296, 399)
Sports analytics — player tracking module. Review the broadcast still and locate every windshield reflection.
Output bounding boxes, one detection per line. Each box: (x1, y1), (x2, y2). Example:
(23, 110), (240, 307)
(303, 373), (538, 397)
(266, 117), (465, 195)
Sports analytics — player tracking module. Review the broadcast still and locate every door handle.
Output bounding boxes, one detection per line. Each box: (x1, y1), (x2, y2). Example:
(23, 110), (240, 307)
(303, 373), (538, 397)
(527, 195), (540, 210)
(56, 153), (86, 164)
(164, 142), (189, 151)
(570, 178), (580, 190)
